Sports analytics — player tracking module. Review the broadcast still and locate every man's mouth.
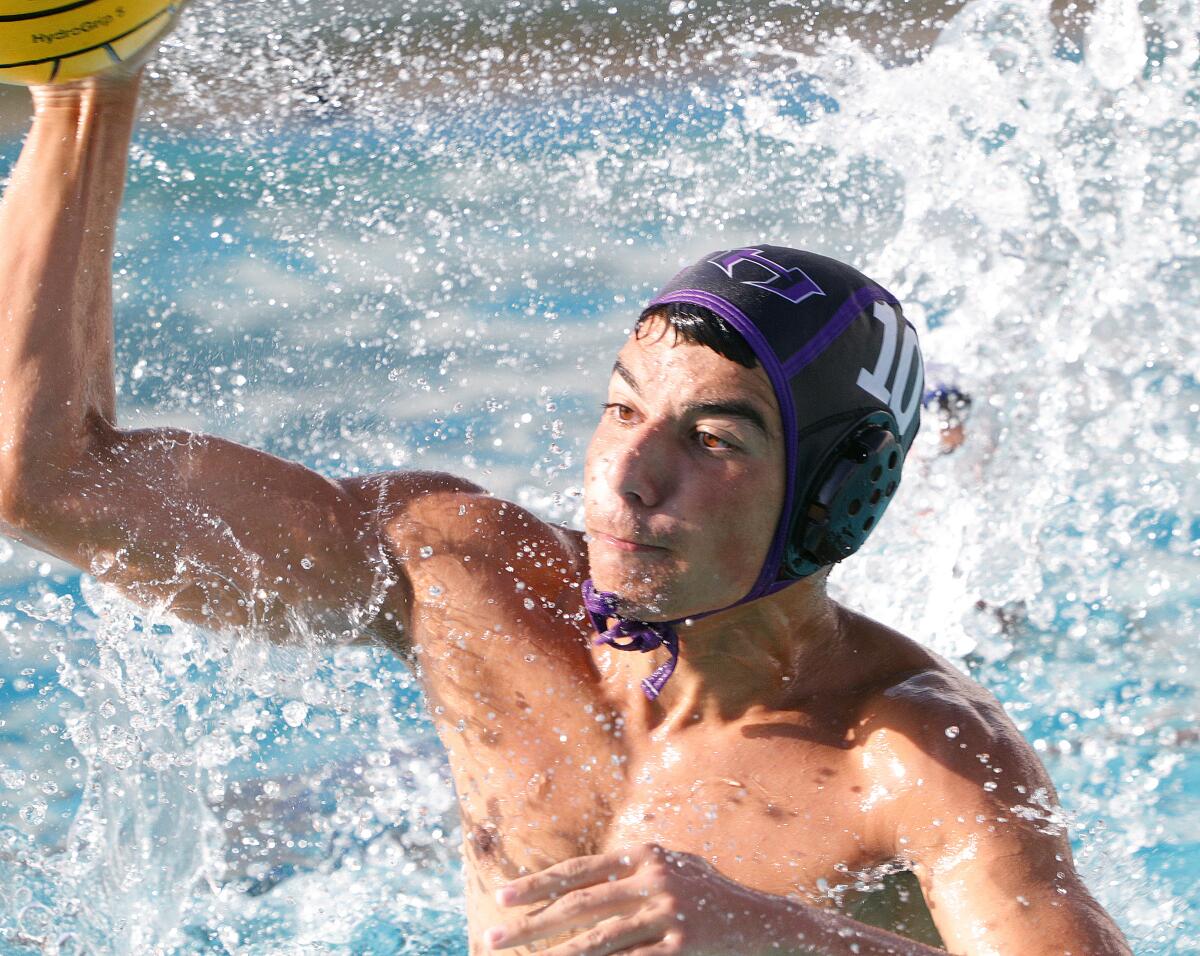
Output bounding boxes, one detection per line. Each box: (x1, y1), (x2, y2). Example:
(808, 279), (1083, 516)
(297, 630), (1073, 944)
(588, 529), (669, 553)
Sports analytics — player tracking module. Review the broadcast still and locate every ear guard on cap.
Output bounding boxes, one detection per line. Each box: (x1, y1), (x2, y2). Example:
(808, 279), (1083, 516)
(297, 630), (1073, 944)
(782, 411), (904, 579)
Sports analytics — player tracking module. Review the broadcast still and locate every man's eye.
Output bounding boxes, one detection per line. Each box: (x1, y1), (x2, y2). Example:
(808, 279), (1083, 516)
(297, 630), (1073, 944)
(602, 402), (634, 422)
(698, 431), (734, 451)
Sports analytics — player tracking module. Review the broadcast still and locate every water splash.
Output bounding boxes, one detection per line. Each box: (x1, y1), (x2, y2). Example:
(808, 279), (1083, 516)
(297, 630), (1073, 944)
(0, 0), (1195, 950)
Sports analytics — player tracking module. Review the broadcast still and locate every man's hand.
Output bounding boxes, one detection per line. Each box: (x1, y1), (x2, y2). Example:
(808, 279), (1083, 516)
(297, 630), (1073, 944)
(485, 843), (782, 955)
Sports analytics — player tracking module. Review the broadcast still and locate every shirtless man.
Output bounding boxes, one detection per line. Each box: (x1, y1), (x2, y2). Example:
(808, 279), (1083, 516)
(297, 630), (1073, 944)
(0, 47), (1130, 956)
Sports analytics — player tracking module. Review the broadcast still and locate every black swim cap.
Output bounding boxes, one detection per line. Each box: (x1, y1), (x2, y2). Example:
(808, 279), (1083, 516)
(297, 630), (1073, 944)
(643, 245), (924, 600)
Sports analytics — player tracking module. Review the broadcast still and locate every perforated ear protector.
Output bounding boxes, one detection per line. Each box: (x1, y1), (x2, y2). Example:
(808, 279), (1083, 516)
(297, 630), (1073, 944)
(782, 410), (903, 578)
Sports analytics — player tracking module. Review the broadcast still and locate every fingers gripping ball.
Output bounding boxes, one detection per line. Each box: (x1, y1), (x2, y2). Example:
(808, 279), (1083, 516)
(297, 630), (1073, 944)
(0, 1), (178, 86)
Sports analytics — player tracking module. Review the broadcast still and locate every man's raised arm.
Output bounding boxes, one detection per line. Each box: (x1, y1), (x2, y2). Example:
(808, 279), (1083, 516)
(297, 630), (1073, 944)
(0, 72), (476, 640)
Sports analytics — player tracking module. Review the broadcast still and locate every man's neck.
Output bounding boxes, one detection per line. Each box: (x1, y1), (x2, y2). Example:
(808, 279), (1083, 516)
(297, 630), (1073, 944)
(600, 572), (850, 727)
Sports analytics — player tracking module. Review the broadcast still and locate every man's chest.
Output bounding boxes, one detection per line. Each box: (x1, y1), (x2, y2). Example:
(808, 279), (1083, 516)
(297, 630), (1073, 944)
(452, 722), (939, 955)
(403, 583), (901, 916)
(598, 753), (880, 896)
(453, 718), (890, 902)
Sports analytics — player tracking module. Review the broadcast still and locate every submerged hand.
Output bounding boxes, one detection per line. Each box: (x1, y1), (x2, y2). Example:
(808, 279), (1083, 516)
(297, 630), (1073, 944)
(485, 842), (783, 954)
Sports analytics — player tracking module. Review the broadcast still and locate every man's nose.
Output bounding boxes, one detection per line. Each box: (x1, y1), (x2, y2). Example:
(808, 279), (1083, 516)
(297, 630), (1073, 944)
(606, 426), (672, 510)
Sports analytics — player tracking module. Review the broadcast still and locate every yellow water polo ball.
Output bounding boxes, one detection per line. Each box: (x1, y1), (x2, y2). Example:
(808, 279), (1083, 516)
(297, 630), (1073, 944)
(0, 0), (177, 86)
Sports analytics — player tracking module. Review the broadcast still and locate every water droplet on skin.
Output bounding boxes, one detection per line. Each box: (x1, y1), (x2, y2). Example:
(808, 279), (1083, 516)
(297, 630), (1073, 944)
(983, 781), (998, 791)
(945, 725), (960, 738)
(523, 598), (536, 610)
(300, 557), (314, 570)
(419, 546), (434, 558)
(429, 584), (444, 597)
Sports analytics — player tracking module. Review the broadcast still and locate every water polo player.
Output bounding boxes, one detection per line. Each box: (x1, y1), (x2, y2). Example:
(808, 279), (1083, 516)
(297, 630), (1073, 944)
(922, 377), (974, 456)
(0, 32), (1129, 956)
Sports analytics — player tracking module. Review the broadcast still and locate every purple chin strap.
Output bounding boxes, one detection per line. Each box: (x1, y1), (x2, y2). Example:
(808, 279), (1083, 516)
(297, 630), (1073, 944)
(582, 580), (681, 701)
(582, 575), (791, 701)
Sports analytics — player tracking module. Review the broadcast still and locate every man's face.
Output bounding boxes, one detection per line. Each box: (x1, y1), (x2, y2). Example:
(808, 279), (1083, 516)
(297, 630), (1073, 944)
(583, 318), (786, 621)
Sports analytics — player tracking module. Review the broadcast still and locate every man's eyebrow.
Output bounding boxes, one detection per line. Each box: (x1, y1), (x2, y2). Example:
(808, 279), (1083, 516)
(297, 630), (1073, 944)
(683, 400), (772, 438)
(611, 359), (641, 395)
(609, 362), (772, 438)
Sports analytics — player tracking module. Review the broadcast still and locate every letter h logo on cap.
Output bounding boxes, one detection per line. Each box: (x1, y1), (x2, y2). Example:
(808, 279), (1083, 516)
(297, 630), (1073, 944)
(709, 248), (827, 304)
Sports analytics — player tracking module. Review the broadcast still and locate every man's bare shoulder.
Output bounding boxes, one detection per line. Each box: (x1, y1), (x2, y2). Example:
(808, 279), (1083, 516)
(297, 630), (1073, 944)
(342, 470), (583, 566)
(340, 470), (589, 637)
(841, 609), (1053, 801)
(837, 622), (1130, 955)
(340, 469), (488, 514)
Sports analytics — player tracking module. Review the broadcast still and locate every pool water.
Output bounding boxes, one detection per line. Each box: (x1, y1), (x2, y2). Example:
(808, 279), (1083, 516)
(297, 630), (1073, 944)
(0, 0), (1196, 951)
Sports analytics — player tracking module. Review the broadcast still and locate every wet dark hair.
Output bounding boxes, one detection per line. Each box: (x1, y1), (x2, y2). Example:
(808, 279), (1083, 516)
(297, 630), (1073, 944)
(636, 303), (759, 369)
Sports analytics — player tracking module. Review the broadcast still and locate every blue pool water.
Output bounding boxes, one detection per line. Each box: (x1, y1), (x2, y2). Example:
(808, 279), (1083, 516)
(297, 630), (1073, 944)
(0, 0), (1197, 951)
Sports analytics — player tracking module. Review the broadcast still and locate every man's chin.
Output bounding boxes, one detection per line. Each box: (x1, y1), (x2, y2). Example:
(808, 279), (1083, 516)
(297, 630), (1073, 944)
(588, 563), (744, 623)
(587, 559), (680, 622)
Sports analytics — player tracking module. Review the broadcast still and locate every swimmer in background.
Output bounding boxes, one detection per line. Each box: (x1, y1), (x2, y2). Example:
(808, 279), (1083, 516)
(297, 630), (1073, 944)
(916, 375), (1033, 644)
(923, 383), (972, 456)
(0, 16), (1130, 956)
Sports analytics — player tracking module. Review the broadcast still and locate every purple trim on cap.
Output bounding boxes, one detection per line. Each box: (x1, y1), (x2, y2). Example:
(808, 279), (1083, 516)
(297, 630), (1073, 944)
(647, 288), (797, 601)
(780, 287), (899, 379)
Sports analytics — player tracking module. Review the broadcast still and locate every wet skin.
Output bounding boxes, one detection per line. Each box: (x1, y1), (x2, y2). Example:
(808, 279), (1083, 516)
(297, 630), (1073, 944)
(381, 324), (1110, 954)
(0, 74), (1130, 955)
